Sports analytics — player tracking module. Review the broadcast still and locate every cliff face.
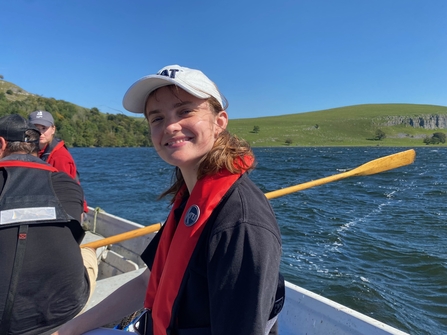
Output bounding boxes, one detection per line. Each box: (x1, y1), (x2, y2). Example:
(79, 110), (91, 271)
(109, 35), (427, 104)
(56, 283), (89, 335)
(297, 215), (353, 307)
(378, 114), (447, 129)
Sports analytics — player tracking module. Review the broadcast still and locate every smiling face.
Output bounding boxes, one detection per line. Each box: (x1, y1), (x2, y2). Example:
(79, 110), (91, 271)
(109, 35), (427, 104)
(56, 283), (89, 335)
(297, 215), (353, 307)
(145, 86), (228, 183)
(33, 124), (55, 149)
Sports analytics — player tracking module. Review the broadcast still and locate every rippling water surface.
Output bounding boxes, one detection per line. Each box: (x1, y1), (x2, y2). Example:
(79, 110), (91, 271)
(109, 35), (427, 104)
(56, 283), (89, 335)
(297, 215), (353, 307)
(71, 147), (447, 335)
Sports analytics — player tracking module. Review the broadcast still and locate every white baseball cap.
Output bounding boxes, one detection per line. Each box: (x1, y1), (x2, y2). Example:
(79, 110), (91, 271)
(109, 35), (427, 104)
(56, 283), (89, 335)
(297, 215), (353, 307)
(122, 65), (225, 114)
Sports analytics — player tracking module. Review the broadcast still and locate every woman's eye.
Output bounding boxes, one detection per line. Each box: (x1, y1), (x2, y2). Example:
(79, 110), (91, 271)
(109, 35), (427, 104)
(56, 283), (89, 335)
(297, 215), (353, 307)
(149, 116), (163, 124)
(179, 109), (192, 117)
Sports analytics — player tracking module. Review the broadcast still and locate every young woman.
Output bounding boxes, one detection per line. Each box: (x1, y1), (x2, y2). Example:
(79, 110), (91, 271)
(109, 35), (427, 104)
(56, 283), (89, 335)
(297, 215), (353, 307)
(28, 110), (78, 180)
(53, 65), (284, 335)
(28, 110), (88, 212)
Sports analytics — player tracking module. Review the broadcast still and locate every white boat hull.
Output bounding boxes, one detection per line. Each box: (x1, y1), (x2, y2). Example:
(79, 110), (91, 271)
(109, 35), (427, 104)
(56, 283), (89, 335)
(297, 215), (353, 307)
(82, 207), (409, 335)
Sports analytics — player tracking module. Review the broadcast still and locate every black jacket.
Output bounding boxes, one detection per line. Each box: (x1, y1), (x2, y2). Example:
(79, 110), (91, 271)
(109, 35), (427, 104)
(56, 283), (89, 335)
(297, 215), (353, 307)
(142, 173), (283, 335)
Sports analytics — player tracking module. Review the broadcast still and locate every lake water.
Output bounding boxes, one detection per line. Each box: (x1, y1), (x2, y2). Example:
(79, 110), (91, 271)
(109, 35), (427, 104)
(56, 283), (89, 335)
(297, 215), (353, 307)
(71, 146), (447, 335)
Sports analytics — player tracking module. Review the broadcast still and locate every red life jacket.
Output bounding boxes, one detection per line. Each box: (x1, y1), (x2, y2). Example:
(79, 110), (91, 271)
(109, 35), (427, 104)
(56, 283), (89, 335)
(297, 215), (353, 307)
(40, 138), (88, 212)
(144, 163), (250, 335)
(40, 138), (80, 183)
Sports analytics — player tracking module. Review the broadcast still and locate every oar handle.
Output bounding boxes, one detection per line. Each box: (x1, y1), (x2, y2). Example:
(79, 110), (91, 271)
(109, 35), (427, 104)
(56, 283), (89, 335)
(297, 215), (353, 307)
(81, 222), (162, 249)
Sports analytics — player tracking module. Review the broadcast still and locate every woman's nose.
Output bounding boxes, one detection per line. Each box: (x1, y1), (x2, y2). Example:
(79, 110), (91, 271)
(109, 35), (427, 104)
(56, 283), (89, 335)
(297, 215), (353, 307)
(164, 116), (182, 134)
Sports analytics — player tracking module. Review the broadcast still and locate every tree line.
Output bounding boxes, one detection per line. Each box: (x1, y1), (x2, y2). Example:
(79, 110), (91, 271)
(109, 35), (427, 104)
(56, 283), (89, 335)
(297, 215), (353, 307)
(0, 92), (152, 147)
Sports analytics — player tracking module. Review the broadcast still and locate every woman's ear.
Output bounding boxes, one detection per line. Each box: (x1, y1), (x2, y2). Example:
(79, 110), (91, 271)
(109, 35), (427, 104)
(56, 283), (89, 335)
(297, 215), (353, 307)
(215, 111), (228, 132)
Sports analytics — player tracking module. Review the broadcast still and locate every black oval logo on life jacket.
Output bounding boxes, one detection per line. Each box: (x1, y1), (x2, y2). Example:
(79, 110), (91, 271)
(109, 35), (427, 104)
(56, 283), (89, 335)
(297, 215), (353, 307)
(184, 205), (200, 227)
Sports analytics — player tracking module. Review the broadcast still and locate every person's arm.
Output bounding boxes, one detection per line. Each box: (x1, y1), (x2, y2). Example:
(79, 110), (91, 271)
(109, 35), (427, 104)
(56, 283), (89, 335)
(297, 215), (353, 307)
(52, 172), (84, 222)
(52, 268), (150, 335)
(208, 221), (281, 335)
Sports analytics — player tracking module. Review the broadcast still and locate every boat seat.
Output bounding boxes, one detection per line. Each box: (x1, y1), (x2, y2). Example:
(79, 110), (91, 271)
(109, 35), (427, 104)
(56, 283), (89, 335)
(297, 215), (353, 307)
(85, 267), (147, 311)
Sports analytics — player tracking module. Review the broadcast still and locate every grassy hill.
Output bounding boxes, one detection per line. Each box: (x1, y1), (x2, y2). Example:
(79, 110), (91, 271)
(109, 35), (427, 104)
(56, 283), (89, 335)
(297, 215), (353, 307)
(1, 78), (446, 147)
(228, 104), (447, 146)
(0, 79), (35, 101)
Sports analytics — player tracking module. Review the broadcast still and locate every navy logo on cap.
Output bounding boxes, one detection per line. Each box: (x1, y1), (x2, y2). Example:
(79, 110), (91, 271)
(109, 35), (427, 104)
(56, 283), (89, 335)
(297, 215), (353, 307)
(184, 205), (200, 227)
(158, 69), (179, 78)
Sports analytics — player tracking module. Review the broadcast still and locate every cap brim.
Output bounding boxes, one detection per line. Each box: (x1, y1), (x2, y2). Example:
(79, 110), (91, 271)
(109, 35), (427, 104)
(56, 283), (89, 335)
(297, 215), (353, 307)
(29, 119), (53, 128)
(123, 75), (178, 114)
(122, 75), (213, 114)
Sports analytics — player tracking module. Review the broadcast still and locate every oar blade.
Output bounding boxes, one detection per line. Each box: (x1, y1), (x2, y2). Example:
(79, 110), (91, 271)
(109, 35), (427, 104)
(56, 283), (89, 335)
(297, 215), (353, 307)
(265, 149), (416, 200)
(349, 149), (416, 176)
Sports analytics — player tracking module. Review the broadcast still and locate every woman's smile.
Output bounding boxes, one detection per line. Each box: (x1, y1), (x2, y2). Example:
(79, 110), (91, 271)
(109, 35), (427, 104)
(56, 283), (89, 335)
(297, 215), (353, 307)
(165, 136), (193, 147)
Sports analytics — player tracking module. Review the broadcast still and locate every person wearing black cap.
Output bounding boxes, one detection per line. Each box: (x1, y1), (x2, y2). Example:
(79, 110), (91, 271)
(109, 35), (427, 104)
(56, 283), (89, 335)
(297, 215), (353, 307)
(0, 114), (97, 335)
(54, 65), (283, 335)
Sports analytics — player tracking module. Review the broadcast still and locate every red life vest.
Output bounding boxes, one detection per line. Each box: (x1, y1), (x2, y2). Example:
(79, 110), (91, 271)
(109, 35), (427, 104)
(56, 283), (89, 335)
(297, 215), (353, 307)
(40, 138), (80, 183)
(40, 138), (88, 212)
(144, 162), (251, 335)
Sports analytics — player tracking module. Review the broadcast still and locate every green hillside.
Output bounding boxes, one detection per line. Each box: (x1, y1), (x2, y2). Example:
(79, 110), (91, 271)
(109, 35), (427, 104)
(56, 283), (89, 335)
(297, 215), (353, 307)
(0, 79), (151, 147)
(228, 104), (447, 146)
(1, 79), (446, 147)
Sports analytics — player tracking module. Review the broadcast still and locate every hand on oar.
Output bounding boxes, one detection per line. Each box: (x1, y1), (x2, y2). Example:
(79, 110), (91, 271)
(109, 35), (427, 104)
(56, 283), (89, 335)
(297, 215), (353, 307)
(81, 149), (416, 249)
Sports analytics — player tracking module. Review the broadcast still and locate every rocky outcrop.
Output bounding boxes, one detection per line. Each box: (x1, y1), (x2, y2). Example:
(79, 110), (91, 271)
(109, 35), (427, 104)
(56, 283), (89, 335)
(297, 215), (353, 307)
(377, 114), (447, 129)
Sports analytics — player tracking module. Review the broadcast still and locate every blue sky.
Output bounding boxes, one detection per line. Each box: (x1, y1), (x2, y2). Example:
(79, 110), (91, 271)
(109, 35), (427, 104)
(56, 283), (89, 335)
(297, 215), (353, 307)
(1, 0), (446, 119)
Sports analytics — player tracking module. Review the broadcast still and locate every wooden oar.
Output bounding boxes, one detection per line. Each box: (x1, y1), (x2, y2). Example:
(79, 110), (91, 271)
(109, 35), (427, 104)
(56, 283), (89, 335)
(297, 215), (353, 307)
(81, 149), (416, 249)
(81, 222), (162, 249)
(265, 149), (416, 199)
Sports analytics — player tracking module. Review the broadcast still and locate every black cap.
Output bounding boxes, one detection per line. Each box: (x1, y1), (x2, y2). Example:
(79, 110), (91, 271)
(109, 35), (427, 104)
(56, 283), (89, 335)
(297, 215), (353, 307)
(0, 114), (41, 142)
